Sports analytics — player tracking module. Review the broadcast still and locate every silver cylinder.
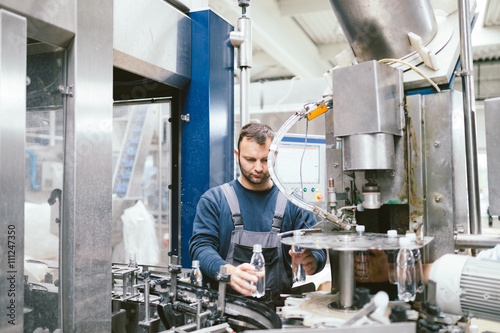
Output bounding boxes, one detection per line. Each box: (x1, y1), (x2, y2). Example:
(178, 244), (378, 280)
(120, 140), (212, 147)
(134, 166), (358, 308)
(458, 0), (481, 236)
(144, 280), (150, 321)
(236, 17), (252, 68)
(339, 251), (355, 308)
(455, 234), (500, 249)
(240, 67), (250, 127)
(343, 133), (395, 171)
(329, 0), (438, 62)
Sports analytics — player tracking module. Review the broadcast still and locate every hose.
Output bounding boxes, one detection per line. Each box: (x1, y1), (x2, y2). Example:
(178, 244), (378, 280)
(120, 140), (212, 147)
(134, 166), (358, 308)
(267, 101), (351, 230)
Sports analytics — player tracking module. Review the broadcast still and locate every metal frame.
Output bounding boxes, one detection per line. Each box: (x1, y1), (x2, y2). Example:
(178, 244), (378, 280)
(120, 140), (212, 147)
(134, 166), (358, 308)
(0, 9), (26, 332)
(60, 0), (113, 330)
(407, 90), (468, 262)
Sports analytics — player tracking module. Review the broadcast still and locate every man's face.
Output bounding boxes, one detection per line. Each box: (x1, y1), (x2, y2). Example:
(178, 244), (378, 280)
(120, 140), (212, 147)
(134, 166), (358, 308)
(236, 137), (273, 190)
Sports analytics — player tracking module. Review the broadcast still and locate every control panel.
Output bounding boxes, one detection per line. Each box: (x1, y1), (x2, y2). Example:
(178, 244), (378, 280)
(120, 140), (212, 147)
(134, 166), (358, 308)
(275, 134), (327, 209)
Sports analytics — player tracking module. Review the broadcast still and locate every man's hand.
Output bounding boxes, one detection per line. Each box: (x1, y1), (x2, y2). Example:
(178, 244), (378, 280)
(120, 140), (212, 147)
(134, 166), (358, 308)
(224, 263), (261, 296)
(289, 248), (318, 275)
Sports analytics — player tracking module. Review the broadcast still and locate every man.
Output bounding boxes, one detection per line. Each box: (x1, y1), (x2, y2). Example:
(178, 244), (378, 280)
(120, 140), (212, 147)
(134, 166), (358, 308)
(189, 123), (326, 299)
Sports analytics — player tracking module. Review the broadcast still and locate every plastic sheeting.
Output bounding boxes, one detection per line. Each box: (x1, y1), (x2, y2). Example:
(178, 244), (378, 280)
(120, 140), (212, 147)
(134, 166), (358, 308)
(121, 200), (159, 265)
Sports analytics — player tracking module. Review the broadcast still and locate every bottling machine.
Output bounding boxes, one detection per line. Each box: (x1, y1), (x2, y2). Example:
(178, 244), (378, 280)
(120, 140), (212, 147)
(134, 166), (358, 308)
(3, 0), (500, 332)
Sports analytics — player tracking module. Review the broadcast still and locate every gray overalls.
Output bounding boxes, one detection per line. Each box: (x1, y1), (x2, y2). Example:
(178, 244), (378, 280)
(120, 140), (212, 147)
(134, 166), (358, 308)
(221, 183), (292, 294)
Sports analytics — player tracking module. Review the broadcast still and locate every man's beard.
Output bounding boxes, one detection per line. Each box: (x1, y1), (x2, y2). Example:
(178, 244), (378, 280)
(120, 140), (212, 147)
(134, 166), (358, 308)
(241, 169), (269, 185)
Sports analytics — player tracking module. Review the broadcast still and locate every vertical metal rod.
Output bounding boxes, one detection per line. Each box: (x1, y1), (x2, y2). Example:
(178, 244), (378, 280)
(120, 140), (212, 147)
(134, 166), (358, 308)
(458, 0), (481, 235)
(217, 268), (226, 316)
(339, 251), (355, 308)
(231, 11), (252, 128)
(240, 67), (250, 127)
(196, 299), (202, 330)
(144, 279), (150, 321)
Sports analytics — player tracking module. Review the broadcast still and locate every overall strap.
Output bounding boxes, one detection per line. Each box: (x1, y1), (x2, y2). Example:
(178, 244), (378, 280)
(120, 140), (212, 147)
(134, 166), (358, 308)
(272, 191), (287, 230)
(220, 183), (243, 227)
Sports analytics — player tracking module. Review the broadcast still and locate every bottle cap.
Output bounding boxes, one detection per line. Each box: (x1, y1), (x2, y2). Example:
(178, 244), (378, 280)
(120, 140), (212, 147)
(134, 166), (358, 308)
(405, 232), (417, 241)
(192, 260), (199, 267)
(399, 237), (411, 247)
(387, 230), (397, 237)
(355, 225), (365, 232)
(253, 244), (262, 252)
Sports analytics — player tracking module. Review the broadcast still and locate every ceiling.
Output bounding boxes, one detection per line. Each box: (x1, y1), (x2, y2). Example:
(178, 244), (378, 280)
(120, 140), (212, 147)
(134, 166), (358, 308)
(183, 0), (500, 83)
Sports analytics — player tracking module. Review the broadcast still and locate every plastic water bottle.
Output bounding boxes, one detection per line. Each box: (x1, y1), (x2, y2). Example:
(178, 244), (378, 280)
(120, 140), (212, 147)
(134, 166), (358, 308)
(397, 237), (416, 302)
(355, 225), (370, 280)
(406, 233), (424, 293)
(292, 230), (306, 283)
(250, 244), (265, 298)
(386, 230), (398, 284)
(189, 260), (203, 286)
(128, 252), (138, 268)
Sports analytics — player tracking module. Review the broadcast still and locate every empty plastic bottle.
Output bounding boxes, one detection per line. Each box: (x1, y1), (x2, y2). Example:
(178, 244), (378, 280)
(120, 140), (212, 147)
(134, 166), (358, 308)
(128, 252), (138, 268)
(386, 229), (398, 284)
(292, 230), (306, 283)
(355, 225), (370, 280)
(406, 233), (424, 293)
(250, 244), (265, 298)
(397, 237), (416, 302)
(189, 260), (203, 286)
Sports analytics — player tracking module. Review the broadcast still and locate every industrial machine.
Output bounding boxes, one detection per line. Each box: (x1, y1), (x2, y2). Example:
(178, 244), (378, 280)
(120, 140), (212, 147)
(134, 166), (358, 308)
(264, 0), (500, 331)
(4, 0), (500, 332)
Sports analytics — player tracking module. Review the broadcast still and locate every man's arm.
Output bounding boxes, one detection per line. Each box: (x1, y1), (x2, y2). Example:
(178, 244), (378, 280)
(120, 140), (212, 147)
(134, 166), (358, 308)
(189, 195), (228, 281)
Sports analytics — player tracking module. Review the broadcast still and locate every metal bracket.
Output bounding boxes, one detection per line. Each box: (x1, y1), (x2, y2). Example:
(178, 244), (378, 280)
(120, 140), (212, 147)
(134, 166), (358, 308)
(58, 84), (74, 97)
(454, 69), (473, 77)
(180, 114), (190, 123)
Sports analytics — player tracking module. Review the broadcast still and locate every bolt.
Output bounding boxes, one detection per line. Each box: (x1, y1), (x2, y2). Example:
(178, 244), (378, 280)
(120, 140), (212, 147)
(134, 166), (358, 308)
(333, 162), (339, 168)
(434, 194), (443, 202)
(434, 141), (441, 147)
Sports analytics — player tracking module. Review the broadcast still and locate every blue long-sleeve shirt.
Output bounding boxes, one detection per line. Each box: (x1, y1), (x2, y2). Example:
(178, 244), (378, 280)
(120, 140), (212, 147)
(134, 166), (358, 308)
(189, 179), (327, 286)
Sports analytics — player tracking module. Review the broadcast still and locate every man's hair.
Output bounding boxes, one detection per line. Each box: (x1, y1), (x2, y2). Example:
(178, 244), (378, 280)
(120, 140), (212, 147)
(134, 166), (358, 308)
(237, 122), (274, 151)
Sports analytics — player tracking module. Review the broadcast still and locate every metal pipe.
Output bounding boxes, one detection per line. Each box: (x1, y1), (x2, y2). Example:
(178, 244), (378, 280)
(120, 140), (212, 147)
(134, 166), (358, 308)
(231, 12), (252, 128)
(144, 279), (150, 321)
(339, 251), (355, 308)
(455, 234), (500, 249)
(240, 67), (250, 127)
(217, 266), (229, 317)
(458, 0), (481, 235)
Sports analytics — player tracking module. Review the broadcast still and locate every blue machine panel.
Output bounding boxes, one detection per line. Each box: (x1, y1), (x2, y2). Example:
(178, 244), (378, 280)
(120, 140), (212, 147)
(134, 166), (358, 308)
(180, 10), (234, 268)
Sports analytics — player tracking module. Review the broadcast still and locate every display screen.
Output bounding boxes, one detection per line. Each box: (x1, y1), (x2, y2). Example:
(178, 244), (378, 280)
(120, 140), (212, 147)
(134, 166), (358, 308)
(276, 143), (320, 184)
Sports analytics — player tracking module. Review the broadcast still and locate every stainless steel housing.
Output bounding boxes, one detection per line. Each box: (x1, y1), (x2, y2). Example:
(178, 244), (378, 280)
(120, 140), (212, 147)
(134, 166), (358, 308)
(329, 0), (438, 62)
